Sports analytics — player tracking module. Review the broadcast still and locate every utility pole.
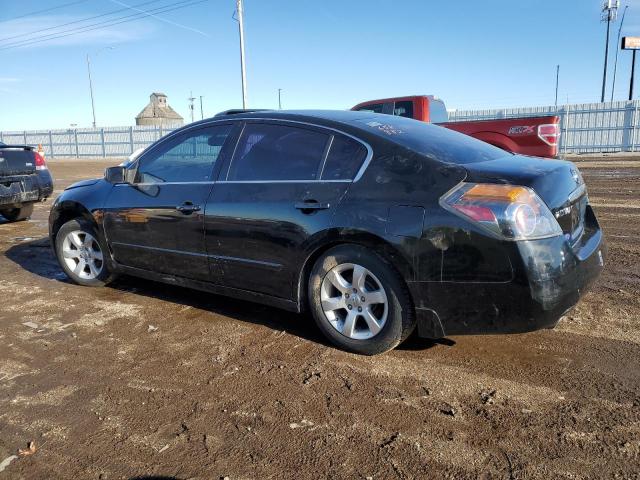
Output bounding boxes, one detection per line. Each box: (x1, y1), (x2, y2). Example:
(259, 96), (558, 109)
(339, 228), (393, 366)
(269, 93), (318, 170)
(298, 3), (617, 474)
(555, 65), (560, 107)
(601, 0), (620, 103)
(86, 54), (97, 128)
(611, 4), (628, 101)
(630, 49), (637, 100)
(199, 95), (204, 119)
(188, 91), (195, 123)
(236, 0), (248, 108)
(278, 88), (282, 109)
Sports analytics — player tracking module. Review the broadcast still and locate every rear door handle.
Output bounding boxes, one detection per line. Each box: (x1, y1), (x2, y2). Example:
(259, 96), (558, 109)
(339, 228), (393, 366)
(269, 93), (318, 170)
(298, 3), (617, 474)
(295, 201), (330, 211)
(176, 202), (201, 214)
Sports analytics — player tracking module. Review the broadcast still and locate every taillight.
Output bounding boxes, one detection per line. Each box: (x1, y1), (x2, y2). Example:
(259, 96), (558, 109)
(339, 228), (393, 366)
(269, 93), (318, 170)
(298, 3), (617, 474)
(34, 151), (47, 171)
(538, 124), (560, 146)
(440, 183), (562, 241)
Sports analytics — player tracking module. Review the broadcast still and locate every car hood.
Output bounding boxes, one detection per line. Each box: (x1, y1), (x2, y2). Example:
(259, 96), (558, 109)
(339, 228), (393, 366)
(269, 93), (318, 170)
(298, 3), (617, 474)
(462, 155), (583, 210)
(65, 178), (101, 190)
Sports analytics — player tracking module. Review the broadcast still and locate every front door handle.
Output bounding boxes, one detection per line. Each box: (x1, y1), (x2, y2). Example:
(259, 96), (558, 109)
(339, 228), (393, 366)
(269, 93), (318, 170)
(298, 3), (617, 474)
(176, 202), (201, 214)
(295, 200), (330, 213)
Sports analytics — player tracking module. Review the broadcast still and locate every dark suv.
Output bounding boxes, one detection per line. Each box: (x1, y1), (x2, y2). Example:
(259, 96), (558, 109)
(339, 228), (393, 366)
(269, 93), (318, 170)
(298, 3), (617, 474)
(49, 110), (605, 354)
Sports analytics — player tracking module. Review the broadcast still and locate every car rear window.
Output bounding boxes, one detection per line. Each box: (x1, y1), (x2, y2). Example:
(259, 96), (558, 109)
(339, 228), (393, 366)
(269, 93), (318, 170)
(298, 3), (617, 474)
(321, 135), (367, 180)
(354, 114), (509, 165)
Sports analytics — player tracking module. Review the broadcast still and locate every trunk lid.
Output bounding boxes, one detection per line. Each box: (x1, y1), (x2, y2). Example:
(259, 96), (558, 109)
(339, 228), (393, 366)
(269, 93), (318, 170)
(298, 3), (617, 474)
(463, 155), (587, 243)
(0, 147), (37, 176)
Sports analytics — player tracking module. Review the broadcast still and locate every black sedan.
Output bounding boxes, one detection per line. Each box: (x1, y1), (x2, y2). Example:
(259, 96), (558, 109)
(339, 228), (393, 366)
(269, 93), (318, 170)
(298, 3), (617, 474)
(49, 110), (605, 354)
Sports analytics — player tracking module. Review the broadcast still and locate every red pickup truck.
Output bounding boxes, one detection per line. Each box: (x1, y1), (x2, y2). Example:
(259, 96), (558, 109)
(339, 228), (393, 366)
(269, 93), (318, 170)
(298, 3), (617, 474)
(352, 95), (560, 158)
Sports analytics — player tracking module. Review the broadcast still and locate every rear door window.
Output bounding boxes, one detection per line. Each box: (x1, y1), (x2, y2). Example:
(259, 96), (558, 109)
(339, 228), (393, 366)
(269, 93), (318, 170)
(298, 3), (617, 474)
(227, 123), (330, 181)
(321, 135), (367, 180)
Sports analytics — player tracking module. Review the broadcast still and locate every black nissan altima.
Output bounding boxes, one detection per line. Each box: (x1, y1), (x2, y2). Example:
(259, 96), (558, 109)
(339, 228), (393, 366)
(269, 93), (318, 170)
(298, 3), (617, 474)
(49, 110), (605, 354)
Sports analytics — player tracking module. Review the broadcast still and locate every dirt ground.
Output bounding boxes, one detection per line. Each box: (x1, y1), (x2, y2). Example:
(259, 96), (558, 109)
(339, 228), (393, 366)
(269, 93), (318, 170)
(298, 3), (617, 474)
(0, 157), (639, 480)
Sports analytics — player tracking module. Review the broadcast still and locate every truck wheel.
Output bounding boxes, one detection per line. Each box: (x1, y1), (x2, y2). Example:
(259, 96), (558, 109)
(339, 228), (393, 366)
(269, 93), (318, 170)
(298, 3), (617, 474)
(55, 218), (116, 287)
(308, 245), (416, 355)
(0, 203), (34, 222)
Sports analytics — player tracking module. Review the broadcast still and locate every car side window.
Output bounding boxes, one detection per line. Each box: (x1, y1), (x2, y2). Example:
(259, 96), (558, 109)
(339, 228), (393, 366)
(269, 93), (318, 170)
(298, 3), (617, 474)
(393, 101), (414, 118)
(321, 135), (367, 181)
(227, 123), (330, 181)
(136, 124), (232, 183)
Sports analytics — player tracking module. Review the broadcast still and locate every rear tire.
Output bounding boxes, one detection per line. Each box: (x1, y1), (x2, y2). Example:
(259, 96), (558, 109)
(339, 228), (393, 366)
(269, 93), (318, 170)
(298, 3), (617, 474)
(55, 218), (116, 287)
(0, 203), (34, 222)
(308, 244), (415, 355)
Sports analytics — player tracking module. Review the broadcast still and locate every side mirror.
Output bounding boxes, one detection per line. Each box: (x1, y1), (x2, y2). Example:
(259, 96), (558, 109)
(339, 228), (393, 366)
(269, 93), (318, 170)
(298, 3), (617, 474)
(105, 166), (126, 184)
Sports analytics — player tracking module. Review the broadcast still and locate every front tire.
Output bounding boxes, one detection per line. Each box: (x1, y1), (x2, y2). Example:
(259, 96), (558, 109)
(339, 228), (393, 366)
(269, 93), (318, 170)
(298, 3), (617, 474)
(308, 245), (415, 355)
(1, 203), (34, 222)
(55, 218), (115, 287)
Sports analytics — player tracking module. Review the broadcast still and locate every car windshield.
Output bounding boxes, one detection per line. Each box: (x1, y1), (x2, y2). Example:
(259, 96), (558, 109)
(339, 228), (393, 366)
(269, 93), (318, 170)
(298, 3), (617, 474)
(353, 114), (511, 164)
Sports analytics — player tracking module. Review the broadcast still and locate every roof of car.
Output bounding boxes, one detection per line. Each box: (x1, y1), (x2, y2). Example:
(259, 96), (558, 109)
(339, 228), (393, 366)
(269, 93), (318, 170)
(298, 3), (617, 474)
(200, 109), (384, 132)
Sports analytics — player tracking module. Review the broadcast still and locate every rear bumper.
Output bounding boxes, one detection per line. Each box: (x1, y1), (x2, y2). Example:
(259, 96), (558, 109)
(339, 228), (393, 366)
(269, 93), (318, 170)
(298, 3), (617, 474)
(0, 171), (53, 207)
(409, 228), (606, 338)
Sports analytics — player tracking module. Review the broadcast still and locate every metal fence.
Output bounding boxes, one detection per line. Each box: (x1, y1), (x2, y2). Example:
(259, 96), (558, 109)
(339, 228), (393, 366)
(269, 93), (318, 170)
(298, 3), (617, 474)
(3, 100), (640, 157)
(0, 124), (182, 159)
(448, 100), (640, 154)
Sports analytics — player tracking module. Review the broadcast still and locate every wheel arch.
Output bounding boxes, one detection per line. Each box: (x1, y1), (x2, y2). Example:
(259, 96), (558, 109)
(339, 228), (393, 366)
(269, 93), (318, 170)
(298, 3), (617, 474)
(50, 201), (98, 244)
(296, 230), (415, 313)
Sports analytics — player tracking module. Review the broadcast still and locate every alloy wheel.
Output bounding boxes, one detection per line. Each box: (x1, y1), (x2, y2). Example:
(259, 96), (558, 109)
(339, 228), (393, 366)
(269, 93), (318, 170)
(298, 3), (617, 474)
(320, 262), (388, 340)
(61, 230), (104, 280)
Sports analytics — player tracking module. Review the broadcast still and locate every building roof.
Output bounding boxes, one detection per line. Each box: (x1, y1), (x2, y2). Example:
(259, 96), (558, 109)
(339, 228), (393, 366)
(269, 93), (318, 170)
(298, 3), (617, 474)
(136, 98), (183, 121)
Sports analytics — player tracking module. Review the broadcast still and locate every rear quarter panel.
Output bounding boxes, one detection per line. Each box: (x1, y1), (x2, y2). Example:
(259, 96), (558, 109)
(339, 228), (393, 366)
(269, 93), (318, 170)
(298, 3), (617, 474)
(332, 143), (467, 281)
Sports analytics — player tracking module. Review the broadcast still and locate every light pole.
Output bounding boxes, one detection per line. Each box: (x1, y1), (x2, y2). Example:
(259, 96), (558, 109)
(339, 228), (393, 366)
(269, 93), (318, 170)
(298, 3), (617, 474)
(555, 65), (560, 107)
(611, 5), (629, 102)
(601, 1), (620, 103)
(278, 88), (282, 109)
(199, 95), (204, 119)
(86, 46), (114, 128)
(236, 0), (247, 108)
(188, 91), (195, 123)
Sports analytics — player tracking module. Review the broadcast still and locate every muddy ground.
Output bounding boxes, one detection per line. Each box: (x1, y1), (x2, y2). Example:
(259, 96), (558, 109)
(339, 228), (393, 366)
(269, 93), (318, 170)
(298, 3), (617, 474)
(0, 157), (639, 479)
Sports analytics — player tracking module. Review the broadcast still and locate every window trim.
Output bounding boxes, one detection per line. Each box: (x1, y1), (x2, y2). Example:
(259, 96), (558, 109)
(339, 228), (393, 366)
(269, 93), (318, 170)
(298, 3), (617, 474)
(128, 117), (374, 185)
(129, 122), (235, 184)
(217, 119), (373, 184)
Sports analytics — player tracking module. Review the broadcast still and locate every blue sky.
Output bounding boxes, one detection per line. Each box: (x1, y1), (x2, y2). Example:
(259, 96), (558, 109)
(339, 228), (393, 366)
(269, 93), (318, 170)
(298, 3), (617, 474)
(1, 0), (640, 130)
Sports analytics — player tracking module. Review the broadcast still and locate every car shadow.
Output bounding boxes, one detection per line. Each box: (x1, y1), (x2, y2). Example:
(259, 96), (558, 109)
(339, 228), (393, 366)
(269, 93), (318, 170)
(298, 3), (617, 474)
(4, 237), (329, 347)
(5, 237), (441, 352)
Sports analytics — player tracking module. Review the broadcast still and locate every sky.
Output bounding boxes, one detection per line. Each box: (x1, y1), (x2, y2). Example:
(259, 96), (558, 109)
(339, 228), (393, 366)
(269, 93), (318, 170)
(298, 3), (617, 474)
(1, 0), (640, 131)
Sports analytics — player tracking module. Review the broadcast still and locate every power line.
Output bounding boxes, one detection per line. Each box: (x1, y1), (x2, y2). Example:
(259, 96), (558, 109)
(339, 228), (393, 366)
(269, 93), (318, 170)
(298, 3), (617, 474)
(3, 0), (92, 22)
(0, 0), (165, 44)
(0, 0), (210, 51)
(108, 0), (209, 37)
